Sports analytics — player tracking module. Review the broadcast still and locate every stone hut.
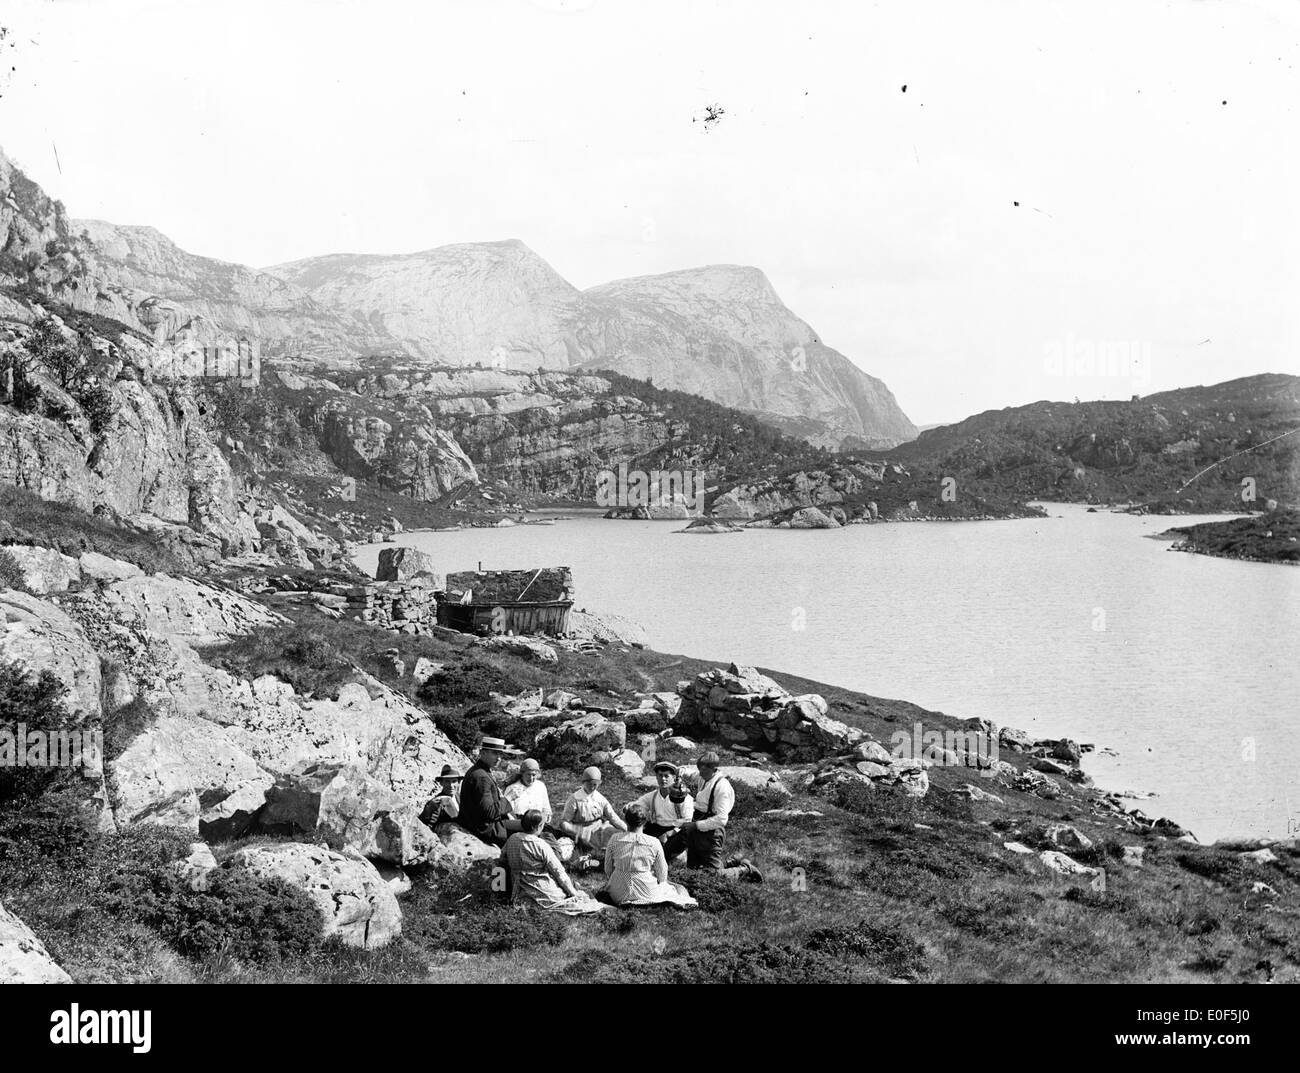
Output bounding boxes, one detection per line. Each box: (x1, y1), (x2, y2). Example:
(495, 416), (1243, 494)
(435, 567), (574, 637)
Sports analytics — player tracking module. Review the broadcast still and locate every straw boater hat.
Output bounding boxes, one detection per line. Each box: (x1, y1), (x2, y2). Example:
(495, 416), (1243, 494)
(479, 736), (522, 756)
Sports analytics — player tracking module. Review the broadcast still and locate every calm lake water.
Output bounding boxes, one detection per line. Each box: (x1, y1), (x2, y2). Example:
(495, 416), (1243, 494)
(356, 505), (1300, 843)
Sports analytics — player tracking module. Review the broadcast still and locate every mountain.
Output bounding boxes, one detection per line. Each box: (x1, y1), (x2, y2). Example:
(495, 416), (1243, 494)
(876, 374), (1300, 512)
(0, 138), (910, 451)
(578, 265), (916, 450)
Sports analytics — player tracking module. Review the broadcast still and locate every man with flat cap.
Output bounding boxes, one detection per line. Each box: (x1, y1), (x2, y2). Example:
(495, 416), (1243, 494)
(665, 751), (761, 881)
(458, 735), (521, 847)
(631, 760), (694, 843)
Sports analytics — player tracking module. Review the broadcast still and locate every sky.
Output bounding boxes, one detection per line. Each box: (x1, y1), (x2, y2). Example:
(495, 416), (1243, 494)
(1, 0), (1297, 425)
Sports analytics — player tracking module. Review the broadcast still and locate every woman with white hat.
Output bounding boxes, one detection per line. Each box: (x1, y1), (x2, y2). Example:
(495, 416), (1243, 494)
(558, 766), (627, 866)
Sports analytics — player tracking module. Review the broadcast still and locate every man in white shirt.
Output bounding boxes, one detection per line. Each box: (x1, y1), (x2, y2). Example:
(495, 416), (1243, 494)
(632, 761), (694, 842)
(665, 752), (762, 881)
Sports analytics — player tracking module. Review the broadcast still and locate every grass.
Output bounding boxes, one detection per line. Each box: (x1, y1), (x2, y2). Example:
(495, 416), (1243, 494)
(0, 483), (189, 573)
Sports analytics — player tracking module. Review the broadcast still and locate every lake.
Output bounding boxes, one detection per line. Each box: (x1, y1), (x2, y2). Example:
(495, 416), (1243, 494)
(355, 505), (1300, 843)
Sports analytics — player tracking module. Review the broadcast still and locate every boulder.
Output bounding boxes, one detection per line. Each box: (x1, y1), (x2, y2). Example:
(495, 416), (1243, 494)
(169, 842), (219, 892)
(1038, 850), (1101, 879)
(108, 712), (272, 835)
(610, 748), (646, 779)
(534, 713), (627, 760)
(3, 545), (82, 593)
(375, 863), (413, 898)
(472, 634), (559, 664)
(78, 552), (145, 583)
(999, 726), (1034, 752)
(1003, 841), (1034, 855)
(719, 765), (791, 796)
(544, 689), (580, 710)
(1045, 823), (1094, 852)
(0, 900), (72, 983)
(259, 761), (443, 867)
(0, 590), (102, 717)
(411, 657), (445, 686)
(229, 843), (401, 949)
(1121, 845), (1146, 868)
(853, 740), (894, 764)
(436, 822), (500, 865)
(375, 547), (441, 585)
(787, 507), (841, 529)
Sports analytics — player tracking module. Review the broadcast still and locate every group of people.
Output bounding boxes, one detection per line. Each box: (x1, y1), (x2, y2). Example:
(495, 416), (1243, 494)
(424, 736), (762, 915)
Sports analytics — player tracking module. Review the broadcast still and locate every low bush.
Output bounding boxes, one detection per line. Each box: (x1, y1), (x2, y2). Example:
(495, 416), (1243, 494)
(94, 843), (323, 963)
(406, 904), (568, 954)
(0, 547), (30, 593)
(560, 939), (853, 984)
(806, 920), (928, 979)
(0, 661), (100, 868)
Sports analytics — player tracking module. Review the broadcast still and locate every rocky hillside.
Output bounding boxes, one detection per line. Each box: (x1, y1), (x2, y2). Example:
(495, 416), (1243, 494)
(877, 374), (1300, 513)
(0, 144), (915, 449)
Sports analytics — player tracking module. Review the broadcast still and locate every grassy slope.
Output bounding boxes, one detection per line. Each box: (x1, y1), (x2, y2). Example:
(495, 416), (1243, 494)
(11, 602), (1288, 985)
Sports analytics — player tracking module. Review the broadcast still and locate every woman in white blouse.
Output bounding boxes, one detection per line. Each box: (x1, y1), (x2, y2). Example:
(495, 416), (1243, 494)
(602, 802), (698, 909)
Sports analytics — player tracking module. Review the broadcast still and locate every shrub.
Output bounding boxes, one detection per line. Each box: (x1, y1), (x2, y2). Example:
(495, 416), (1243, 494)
(206, 626), (355, 699)
(418, 658), (523, 706)
(95, 847), (323, 962)
(806, 920), (928, 979)
(0, 661), (99, 866)
(560, 940), (852, 984)
(677, 868), (766, 915)
(407, 904), (568, 953)
(0, 547), (30, 593)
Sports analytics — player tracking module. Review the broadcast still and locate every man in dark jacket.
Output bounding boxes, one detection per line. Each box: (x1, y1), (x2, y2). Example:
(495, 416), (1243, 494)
(457, 736), (520, 846)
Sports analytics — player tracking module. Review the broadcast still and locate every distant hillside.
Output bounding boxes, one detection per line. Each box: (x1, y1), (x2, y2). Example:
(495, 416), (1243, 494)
(873, 375), (1300, 512)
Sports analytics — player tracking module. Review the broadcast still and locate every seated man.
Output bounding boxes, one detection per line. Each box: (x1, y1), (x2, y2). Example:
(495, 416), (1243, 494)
(457, 736), (521, 847)
(664, 752), (762, 882)
(503, 758), (552, 832)
(558, 766), (627, 863)
(631, 761), (694, 843)
(501, 809), (604, 915)
(420, 764), (463, 828)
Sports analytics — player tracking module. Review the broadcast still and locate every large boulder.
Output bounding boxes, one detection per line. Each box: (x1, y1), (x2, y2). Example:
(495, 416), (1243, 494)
(472, 634), (558, 664)
(0, 900), (72, 983)
(375, 546), (440, 585)
(108, 712), (272, 836)
(0, 590), (102, 717)
(718, 766), (791, 796)
(3, 545), (82, 594)
(259, 761), (443, 867)
(229, 843), (401, 949)
(78, 552), (145, 583)
(534, 712), (627, 761)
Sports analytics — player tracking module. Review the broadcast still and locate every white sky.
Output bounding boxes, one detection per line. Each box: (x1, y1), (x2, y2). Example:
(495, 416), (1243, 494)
(2, 0), (1298, 424)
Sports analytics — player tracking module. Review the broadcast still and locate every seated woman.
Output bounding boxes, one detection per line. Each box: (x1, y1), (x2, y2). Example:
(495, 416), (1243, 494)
(501, 809), (605, 915)
(558, 766), (627, 864)
(602, 802), (699, 909)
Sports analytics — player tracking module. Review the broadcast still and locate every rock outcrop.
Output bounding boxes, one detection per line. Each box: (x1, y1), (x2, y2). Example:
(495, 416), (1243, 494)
(259, 761), (443, 867)
(0, 900), (72, 983)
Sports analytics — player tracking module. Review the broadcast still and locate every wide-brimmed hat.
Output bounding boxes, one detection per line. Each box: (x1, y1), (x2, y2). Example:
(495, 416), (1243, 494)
(521, 758), (541, 772)
(437, 764), (463, 782)
(697, 751), (722, 767)
(652, 761), (680, 776)
(479, 736), (522, 756)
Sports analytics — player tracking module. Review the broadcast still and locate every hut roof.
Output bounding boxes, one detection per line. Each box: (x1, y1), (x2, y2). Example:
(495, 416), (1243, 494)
(443, 567), (574, 605)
